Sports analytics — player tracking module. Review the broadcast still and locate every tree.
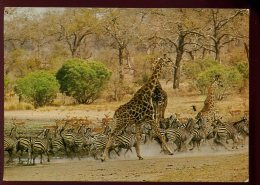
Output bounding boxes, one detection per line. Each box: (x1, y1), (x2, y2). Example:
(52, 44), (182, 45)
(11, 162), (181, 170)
(56, 59), (111, 104)
(15, 71), (60, 108)
(57, 9), (100, 58)
(147, 9), (205, 89)
(102, 9), (141, 82)
(198, 9), (247, 62)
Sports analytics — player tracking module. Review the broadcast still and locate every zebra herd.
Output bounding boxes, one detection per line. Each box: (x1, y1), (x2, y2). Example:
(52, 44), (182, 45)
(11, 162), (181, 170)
(4, 114), (249, 165)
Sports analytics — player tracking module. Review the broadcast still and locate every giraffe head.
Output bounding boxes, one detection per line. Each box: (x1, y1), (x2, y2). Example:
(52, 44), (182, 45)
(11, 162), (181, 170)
(208, 74), (223, 96)
(212, 74), (223, 87)
(151, 54), (173, 70)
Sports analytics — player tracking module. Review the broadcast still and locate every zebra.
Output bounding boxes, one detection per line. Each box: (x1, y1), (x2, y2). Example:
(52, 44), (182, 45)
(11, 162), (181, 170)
(4, 125), (18, 163)
(165, 118), (196, 152)
(16, 137), (32, 164)
(159, 115), (180, 129)
(148, 128), (169, 153)
(30, 128), (51, 164)
(211, 119), (240, 150)
(49, 137), (66, 158)
(89, 135), (118, 160)
(188, 118), (214, 151)
(113, 133), (136, 157)
(58, 122), (82, 159)
(232, 116), (249, 147)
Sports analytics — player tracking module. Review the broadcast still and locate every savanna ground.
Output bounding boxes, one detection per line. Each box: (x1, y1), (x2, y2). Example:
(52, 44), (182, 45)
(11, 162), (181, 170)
(3, 83), (249, 182)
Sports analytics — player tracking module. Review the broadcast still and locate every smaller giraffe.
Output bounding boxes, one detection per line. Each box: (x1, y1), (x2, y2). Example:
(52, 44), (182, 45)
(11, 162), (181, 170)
(196, 75), (223, 128)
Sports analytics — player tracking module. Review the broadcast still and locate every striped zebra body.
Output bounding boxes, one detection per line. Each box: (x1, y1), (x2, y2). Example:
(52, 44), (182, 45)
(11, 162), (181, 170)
(189, 128), (206, 151)
(114, 133), (136, 156)
(159, 115), (180, 129)
(89, 137), (108, 159)
(60, 131), (79, 159)
(4, 125), (18, 163)
(30, 129), (51, 164)
(165, 118), (195, 152)
(89, 135), (118, 159)
(150, 128), (169, 152)
(213, 121), (240, 150)
(30, 138), (50, 164)
(232, 117), (249, 147)
(4, 137), (17, 163)
(49, 137), (66, 157)
(165, 128), (190, 152)
(16, 137), (31, 164)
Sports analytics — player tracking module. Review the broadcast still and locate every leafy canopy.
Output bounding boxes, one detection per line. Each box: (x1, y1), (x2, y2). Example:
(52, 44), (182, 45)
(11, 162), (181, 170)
(15, 71), (60, 108)
(56, 58), (111, 104)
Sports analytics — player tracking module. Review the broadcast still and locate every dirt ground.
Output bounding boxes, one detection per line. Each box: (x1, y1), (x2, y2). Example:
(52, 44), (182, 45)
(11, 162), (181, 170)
(3, 143), (248, 182)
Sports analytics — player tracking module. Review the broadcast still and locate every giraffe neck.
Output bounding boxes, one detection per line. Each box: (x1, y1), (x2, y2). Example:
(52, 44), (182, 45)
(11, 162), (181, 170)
(204, 82), (217, 110)
(134, 62), (163, 99)
(147, 63), (163, 95)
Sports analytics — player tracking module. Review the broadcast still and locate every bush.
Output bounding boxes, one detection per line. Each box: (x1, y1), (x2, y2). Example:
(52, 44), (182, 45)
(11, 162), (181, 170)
(196, 65), (243, 96)
(183, 58), (218, 80)
(4, 76), (10, 90)
(15, 71), (60, 108)
(235, 61), (249, 79)
(56, 59), (111, 104)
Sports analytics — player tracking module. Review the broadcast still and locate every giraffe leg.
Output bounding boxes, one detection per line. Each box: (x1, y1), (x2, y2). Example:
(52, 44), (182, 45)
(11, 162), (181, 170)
(149, 120), (173, 155)
(134, 124), (143, 160)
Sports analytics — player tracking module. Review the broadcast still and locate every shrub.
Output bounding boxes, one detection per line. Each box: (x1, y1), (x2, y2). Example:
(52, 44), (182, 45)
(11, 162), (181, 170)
(235, 61), (249, 79)
(4, 76), (10, 90)
(183, 58), (218, 80)
(15, 71), (60, 108)
(56, 59), (111, 104)
(196, 65), (243, 96)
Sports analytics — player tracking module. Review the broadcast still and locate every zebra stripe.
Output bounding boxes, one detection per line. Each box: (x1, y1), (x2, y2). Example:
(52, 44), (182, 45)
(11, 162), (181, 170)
(212, 120), (240, 150)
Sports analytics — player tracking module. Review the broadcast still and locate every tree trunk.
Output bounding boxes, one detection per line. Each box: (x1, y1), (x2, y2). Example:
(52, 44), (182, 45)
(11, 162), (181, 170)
(173, 55), (182, 89)
(118, 47), (124, 82)
(214, 46), (220, 62)
(173, 34), (184, 89)
(244, 42), (249, 61)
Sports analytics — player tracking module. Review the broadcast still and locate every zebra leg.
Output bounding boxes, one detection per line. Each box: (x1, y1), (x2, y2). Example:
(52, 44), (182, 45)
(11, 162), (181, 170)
(33, 155), (36, 165)
(149, 120), (173, 155)
(189, 140), (195, 151)
(40, 154), (43, 164)
(101, 121), (125, 162)
(134, 124), (143, 160)
(47, 152), (50, 162)
(101, 135), (114, 161)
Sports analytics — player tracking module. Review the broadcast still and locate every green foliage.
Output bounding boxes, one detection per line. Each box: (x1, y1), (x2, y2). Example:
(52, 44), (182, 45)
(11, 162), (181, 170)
(235, 61), (249, 79)
(183, 58), (218, 80)
(196, 65), (243, 94)
(4, 76), (10, 89)
(15, 71), (60, 108)
(56, 58), (111, 104)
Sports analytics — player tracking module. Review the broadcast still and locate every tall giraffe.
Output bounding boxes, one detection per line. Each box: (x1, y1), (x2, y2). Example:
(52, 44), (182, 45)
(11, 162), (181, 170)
(196, 75), (223, 128)
(101, 56), (174, 161)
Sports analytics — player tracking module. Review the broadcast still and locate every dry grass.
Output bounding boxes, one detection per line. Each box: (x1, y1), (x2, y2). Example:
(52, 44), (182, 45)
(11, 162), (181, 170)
(4, 80), (249, 123)
(4, 101), (34, 110)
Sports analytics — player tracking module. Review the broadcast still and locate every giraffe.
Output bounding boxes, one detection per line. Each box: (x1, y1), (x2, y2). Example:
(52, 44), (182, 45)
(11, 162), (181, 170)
(101, 55), (174, 161)
(151, 58), (168, 121)
(152, 80), (168, 121)
(196, 75), (223, 130)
